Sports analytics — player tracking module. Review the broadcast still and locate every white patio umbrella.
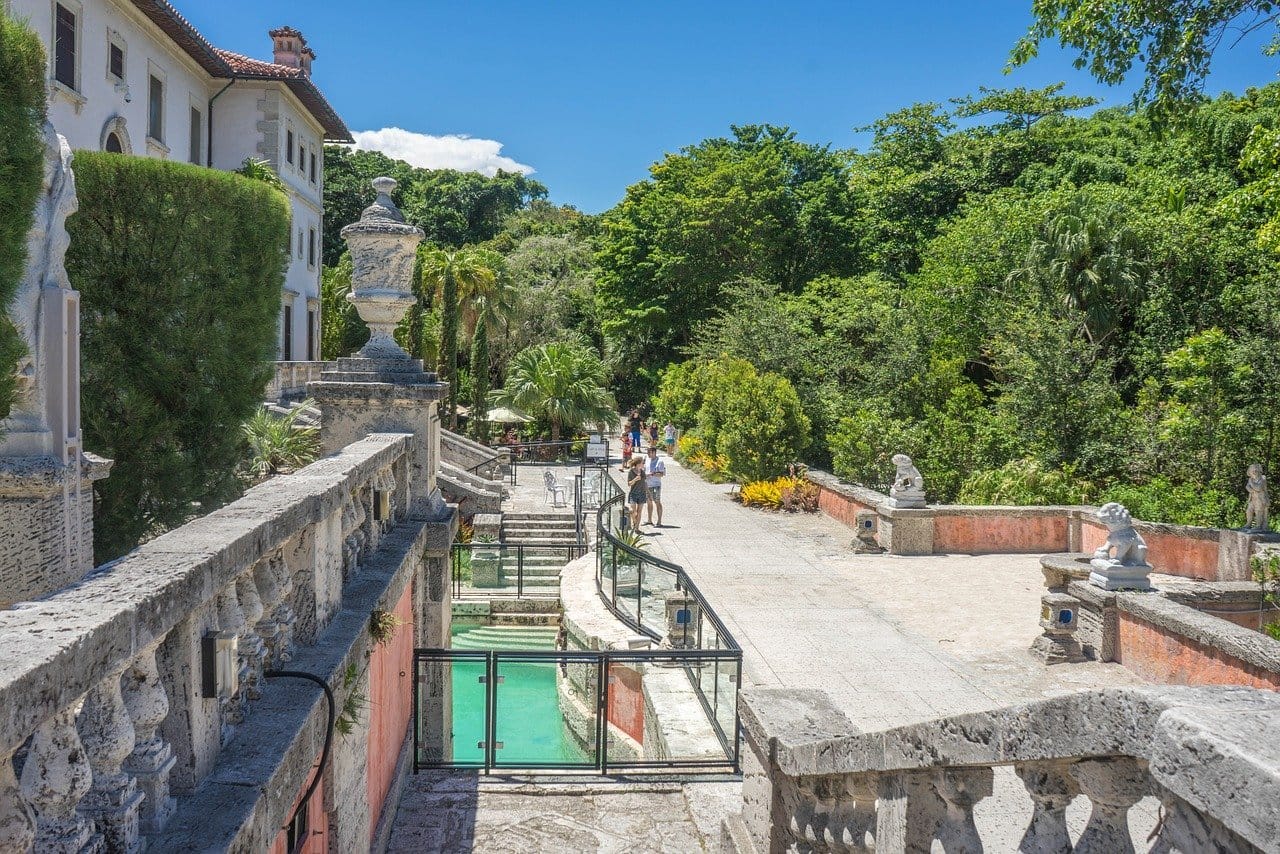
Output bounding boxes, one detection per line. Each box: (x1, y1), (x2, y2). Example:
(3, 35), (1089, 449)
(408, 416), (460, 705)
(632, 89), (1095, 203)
(485, 406), (532, 424)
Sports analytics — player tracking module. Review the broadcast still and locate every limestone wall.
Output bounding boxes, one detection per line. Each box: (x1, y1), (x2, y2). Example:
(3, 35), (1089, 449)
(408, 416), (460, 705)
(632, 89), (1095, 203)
(0, 432), (456, 852)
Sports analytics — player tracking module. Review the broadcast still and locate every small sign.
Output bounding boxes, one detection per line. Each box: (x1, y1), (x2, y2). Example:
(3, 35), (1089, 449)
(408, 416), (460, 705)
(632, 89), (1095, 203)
(586, 439), (607, 460)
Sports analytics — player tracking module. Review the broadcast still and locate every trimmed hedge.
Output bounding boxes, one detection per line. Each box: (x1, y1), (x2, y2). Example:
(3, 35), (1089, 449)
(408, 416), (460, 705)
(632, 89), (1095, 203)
(67, 153), (290, 560)
(0, 11), (47, 418)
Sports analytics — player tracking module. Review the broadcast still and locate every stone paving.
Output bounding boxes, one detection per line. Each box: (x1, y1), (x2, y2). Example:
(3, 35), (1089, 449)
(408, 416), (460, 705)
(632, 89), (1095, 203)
(390, 445), (1160, 850)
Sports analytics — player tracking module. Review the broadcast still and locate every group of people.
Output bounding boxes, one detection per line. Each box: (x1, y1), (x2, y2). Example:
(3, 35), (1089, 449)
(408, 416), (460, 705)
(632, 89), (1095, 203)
(621, 409), (676, 530)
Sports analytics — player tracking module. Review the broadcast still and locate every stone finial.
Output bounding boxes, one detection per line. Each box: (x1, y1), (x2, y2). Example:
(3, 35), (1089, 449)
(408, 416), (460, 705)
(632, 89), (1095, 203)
(1246, 463), (1269, 532)
(888, 454), (925, 509)
(338, 177), (425, 360)
(1089, 502), (1153, 591)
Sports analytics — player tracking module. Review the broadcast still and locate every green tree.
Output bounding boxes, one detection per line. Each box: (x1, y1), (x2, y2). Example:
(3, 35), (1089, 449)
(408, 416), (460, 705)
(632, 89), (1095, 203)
(319, 253), (368, 359)
(420, 246), (496, 428)
(0, 10), (46, 419)
(1010, 0), (1280, 119)
(67, 153), (290, 560)
(490, 342), (615, 441)
(951, 83), (1099, 133)
(716, 373), (811, 482)
(459, 248), (515, 441)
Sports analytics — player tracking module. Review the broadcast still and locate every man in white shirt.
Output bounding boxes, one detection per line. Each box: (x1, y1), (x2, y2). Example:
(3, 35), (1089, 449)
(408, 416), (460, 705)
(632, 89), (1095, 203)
(644, 445), (666, 526)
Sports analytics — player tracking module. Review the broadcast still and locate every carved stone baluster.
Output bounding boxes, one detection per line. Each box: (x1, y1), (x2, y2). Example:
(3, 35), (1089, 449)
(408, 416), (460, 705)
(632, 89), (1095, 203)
(1149, 788), (1257, 854)
(236, 573), (267, 700)
(933, 767), (993, 853)
(787, 776), (822, 850)
(1015, 761), (1077, 853)
(121, 647), (176, 836)
(77, 672), (142, 852)
(216, 587), (249, 732)
(1071, 757), (1149, 854)
(0, 751), (36, 853)
(268, 551), (296, 662)
(252, 556), (284, 668)
(876, 770), (945, 853)
(19, 708), (98, 852)
(824, 774), (876, 853)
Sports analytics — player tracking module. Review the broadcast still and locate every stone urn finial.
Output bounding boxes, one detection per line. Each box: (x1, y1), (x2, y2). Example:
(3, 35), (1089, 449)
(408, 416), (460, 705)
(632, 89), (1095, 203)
(339, 177), (425, 360)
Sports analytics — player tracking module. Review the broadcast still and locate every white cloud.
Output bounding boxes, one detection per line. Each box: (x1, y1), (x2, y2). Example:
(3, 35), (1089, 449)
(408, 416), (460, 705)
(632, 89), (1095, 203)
(350, 127), (534, 177)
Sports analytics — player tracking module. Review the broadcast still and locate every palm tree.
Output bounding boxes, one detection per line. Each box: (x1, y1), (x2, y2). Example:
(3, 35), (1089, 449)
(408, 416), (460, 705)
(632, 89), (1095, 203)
(1006, 192), (1145, 347)
(459, 249), (516, 442)
(490, 342), (616, 442)
(420, 247), (495, 428)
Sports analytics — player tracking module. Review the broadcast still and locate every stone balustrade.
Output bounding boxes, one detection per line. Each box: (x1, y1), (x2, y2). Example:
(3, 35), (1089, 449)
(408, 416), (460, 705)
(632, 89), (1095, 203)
(723, 686), (1280, 853)
(265, 360), (330, 403)
(440, 428), (508, 480)
(0, 432), (451, 852)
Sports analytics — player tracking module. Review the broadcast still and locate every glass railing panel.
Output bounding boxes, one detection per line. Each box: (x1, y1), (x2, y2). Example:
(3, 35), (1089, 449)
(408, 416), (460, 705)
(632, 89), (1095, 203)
(492, 652), (598, 768)
(640, 559), (676, 639)
(614, 551), (641, 626)
(416, 652), (487, 768)
(606, 653), (734, 768)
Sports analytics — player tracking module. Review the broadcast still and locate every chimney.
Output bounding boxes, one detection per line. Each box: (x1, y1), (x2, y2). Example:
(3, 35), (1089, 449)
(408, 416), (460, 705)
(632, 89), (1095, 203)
(268, 26), (305, 70)
(300, 46), (315, 77)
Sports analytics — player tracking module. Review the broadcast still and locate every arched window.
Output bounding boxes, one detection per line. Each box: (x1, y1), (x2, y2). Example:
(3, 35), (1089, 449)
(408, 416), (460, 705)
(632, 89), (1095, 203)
(105, 132), (123, 153)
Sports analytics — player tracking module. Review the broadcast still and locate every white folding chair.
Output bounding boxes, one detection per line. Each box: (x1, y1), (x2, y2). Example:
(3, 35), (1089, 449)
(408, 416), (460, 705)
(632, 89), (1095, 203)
(544, 470), (567, 507)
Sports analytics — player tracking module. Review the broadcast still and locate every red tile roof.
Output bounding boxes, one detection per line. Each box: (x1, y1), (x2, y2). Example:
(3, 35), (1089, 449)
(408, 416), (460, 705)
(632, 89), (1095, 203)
(127, 1), (353, 143)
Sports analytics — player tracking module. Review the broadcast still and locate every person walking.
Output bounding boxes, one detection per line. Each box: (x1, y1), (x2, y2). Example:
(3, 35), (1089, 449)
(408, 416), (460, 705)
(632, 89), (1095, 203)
(626, 456), (648, 530)
(628, 409), (643, 450)
(644, 445), (666, 526)
(663, 420), (676, 455)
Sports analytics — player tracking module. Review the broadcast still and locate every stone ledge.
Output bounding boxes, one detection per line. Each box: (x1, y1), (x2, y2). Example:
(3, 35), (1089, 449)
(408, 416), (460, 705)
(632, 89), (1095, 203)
(309, 381), (447, 402)
(1115, 593), (1280, 676)
(805, 469), (888, 508)
(0, 433), (412, 757)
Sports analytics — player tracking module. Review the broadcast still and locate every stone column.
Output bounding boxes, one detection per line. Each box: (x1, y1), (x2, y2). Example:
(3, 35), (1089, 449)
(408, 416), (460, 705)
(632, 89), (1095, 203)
(1071, 757), (1149, 854)
(0, 752), (35, 853)
(1015, 760), (1077, 853)
(876, 770), (946, 852)
(76, 671), (143, 852)
(121, 647), (176, 837)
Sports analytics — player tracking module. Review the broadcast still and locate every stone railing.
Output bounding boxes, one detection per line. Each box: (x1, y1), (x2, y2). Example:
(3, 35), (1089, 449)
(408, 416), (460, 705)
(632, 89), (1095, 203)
(265, 360), (330, 403)
(440, 428), (508, 480)
(723, 686), (1280, 853)
(0, 432), (450, 852)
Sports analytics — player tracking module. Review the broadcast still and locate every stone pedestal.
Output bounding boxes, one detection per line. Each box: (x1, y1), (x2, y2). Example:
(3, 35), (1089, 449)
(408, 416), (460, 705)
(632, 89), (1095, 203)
(469, 544), (503, 588)
(1088, 557), (1153, 592)
(664, 591), (701, 648)
(879, 509), (934, 556)
(1030, 591), (1086, 664)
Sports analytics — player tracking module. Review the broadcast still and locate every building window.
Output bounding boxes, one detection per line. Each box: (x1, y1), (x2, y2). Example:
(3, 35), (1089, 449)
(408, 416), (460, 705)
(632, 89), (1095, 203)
(299, 144), (306, 173)
(107, 39), (124, 81)
(285, 129), (294, 165)
(297, 229), (304, 260)
(309, 151), (317, 184)
(54, 4), (77, 89)
(282, 304), (293, 360)
(307, 228), (316, 268)
(147, 75), (163, 141)
(105, 132), (123, 153)
(189, 107), (202, 164)
(307, 308), (316, 361)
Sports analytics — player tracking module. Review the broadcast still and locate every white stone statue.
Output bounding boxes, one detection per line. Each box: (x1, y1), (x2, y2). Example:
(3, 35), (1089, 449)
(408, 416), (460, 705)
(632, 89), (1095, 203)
(4, 122), (77, 448)
(1246, 464), (1269, 533)
(888, 453), (926, 508)
(1089, 502), (1153, 591)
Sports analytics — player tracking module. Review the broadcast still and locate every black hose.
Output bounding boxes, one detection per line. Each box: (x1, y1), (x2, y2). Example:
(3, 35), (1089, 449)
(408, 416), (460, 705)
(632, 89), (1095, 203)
(264, 669), (336, 830)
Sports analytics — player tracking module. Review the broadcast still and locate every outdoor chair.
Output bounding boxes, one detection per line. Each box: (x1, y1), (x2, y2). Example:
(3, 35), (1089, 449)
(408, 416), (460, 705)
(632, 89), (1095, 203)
(544, 470), (567, 507)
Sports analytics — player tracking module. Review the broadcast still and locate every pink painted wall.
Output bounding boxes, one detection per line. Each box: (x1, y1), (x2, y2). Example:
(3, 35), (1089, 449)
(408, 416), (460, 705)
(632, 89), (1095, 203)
(1116, 612), (1280, 689)
(366, 583), (415, 842)
(1082, 520), (1220, 580)
(931, 515), (1068, 554)
(607, 664), (645, 746)
(815, 484), (875, 530)
(270, 759), (328, 854)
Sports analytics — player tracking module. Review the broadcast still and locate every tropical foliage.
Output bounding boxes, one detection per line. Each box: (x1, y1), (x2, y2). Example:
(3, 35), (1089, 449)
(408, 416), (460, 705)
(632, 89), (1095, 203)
(242, 401), (321, 481)
(67, 153), (290, 560)
(489, 342), (615, 441)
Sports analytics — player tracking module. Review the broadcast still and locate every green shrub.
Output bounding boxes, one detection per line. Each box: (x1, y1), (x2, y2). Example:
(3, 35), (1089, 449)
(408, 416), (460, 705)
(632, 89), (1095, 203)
(242, 400), (320, 482)
(0, 11), (47, 418)
(958, 459), (1092, 506)
(1100, 476), (1242, 528)
(67, 153), (290, 560)
(716, 372), (810, 482)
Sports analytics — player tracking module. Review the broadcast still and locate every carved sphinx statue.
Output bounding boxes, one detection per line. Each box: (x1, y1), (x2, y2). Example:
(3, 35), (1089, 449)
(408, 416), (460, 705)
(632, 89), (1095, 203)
(1089, 502), (1153, 591)
(888, 453), (926, 509)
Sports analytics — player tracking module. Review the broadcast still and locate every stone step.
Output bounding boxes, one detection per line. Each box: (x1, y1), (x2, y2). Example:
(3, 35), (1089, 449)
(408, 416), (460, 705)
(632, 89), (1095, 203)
(503, 512), (579, 522)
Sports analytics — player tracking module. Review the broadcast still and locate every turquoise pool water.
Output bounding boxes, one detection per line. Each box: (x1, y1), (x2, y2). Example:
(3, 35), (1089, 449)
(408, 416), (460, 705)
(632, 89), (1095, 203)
(449, 624), (590, 765)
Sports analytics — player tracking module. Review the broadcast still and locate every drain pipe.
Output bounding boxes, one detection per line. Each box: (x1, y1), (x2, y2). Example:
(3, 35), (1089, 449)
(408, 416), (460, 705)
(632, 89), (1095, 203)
(207, 79), (236, 168)
(264, 669), (336, 830)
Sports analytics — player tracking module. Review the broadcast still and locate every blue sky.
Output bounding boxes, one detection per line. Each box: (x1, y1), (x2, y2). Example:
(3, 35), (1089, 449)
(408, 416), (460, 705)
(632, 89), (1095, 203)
(186, 1), (1280, 213)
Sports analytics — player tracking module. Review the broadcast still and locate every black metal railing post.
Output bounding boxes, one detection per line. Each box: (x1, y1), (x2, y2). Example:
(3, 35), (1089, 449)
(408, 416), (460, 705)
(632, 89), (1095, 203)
(517, 545), (524, 598)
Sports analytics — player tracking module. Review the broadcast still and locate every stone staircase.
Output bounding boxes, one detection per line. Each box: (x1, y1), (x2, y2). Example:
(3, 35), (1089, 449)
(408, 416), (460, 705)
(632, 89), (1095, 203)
(501, 511), (582, 589)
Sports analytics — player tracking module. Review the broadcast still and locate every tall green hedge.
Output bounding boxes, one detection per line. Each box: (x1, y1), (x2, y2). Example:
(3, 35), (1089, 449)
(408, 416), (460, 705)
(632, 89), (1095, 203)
(67, 153), (290, 560)
(0, 11), (48, 418)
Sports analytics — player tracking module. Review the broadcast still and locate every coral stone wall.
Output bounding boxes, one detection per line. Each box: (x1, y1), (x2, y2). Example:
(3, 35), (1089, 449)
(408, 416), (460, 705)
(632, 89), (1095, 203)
(270, 761), (328, 854)
(932, 514), (1068, 554)
(815, 487), (875, 529)
(1081, 520), (1220, 581)
(366, 581), (415, 840)
(1116, 612), (1280, 689)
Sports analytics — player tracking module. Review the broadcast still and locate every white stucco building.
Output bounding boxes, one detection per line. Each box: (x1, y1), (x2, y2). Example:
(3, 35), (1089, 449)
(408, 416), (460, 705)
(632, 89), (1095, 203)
(7, 0), (351, 359)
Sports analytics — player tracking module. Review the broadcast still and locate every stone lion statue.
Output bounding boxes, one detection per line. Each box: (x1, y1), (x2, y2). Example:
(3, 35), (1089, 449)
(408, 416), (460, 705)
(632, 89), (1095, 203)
(891, 453), (923, 492)
(1092, 502), (1149, 567)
